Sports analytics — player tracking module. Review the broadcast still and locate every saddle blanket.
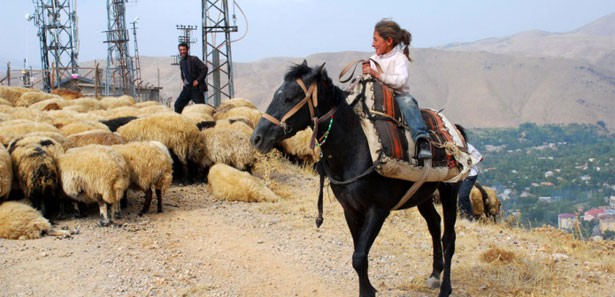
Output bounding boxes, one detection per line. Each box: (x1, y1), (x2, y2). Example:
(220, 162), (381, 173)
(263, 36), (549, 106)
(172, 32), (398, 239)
(347, 76), (475, 183)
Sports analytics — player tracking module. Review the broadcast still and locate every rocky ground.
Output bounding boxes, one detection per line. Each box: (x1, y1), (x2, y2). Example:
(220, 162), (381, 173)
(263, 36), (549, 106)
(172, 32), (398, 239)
(1, 159), (614, 297)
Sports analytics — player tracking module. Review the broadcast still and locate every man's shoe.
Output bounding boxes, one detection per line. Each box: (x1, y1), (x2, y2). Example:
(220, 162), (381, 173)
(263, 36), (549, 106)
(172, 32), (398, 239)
(417, 139), (432, 160)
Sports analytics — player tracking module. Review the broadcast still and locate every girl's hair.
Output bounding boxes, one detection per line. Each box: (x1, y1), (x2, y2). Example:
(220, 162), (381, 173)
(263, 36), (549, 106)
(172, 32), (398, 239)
(374, 18), (413, 62)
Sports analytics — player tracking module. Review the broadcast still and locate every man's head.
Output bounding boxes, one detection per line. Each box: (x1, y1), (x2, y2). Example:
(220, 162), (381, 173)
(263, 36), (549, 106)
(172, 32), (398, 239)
(178, 42), (189, 58)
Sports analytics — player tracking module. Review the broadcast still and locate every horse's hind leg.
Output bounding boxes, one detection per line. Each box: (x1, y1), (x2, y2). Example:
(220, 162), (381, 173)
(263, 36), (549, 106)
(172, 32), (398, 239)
(417, 200), (443, 289)
(437, 183), (459, 297)
(343, 206), (389, 297)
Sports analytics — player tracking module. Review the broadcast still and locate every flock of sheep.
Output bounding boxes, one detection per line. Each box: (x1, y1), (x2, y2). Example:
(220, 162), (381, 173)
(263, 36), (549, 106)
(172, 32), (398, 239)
(0, 86), (316, 240)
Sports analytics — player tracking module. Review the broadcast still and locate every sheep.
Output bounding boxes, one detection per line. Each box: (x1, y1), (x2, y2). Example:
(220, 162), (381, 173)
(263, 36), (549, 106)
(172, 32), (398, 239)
(0, 97), (12, 106)
(8, 136), (64, 219)
(99, 95), (135, 110)
(136, 104), (173, 116)
(216, 98), (257, 113)
(470, 183), (502, 222)
(57, 145), (130, 226)
(207, 163), (279, 202)
(0, 201), (72, 240)
(23, 131), (67, 147)
(0, 120), (61, 146)
(135, 100), (162, 108)
(0, 143), (12, 202)
(201, 119), (257, 171)
(213, 106), (261, 128)
(96, 106), (140, 120)
(99, 116), (138, 132)
(6, 106), (53, 123)
(182, 103), (216, 118)
(59, 120), (111, 136)
(277, 127), (321, 166)
(62, 97), (103, 112)
(15, 92), (62, 107)
(27, 98), (69, 111)
(0, 86), (37, 105)
(111, 141), (173, 215)
(51, 88), (83, 99)
(64, 129), (125, 149)
(116, 113), (208, 184)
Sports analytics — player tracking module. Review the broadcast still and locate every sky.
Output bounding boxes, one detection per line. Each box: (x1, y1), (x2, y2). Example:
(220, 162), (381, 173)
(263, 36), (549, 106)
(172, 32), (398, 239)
(1, 0), (614, 68)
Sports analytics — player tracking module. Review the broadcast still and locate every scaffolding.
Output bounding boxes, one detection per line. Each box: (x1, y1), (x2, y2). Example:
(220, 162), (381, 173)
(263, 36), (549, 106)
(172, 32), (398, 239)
(29, 0), (79, 91)
(104, 0), (136, 97)
(202, 0), (237, 106)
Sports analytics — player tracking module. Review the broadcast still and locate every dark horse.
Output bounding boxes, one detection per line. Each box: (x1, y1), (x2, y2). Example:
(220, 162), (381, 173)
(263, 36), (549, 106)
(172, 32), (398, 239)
(250, 61), (461, 297)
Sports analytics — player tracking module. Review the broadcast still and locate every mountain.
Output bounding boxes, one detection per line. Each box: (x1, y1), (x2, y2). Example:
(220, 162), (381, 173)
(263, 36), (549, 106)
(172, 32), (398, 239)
(111, 13), (615, 131)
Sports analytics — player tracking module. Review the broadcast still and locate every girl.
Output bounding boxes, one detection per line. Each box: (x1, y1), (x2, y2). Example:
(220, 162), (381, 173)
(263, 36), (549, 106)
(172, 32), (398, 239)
(362, 18), (432, 160)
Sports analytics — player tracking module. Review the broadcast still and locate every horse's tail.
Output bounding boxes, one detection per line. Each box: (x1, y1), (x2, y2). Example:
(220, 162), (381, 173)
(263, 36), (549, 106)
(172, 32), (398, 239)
(315, 160), (325, 228)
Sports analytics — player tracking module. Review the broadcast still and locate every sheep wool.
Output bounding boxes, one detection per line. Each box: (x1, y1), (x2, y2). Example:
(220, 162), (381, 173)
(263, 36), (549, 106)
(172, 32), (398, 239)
(213, 106), (261, 128)
(208, 163), (279, 203)
(59, 120), (111, 136)
(0, 121), (61, 146)
(100, 95), (136, 110)
(112, 141), (173, 215)
(0, 201), (71, 240)
(0, 97), (12, 106)
(0, 86), (37, 105)
(279, 127), (320, 165)
(50, 88), (83, 99)
(216, 98), (257, 113)
(15, 92), (62, 107)
(58, 145), (130, 226)
(65, 129), (125, 149)
(0, 143), (12, 201)
(201, 120), (256, 171)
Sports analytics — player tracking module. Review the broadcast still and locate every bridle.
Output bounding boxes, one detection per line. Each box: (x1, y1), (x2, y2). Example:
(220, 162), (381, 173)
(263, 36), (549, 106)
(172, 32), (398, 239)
(261, 78), (337, 148)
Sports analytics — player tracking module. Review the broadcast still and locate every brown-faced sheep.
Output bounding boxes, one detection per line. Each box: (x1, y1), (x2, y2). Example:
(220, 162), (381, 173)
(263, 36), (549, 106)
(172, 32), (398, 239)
(207, 163), (279, 202)
(470, 183), (502, 222)
(213, 106), (261, 128)
(64, 129), (125, 149)
(116, 113), (207, 184)
(111, 141), (173, 215)
(0, 143), (12, 201)
(58, 145), (130, 226)
(50, 88), (83, 99)
(201, 119), (256, 171)
(8, 136), (65, 219)
(0, 201), (72, 239)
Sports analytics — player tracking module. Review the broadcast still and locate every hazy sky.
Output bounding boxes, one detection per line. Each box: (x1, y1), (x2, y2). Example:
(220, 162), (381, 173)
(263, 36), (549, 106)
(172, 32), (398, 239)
(1, 0), (614, 68)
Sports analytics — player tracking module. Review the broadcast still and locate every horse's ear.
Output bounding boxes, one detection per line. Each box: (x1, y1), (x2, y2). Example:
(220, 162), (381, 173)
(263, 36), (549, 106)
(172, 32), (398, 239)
(301, 59), (308, 66)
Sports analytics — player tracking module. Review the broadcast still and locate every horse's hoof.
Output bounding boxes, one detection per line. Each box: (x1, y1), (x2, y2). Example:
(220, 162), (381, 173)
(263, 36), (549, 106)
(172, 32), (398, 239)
(98, 221), (110, 227)
(426, 276), (441, 289)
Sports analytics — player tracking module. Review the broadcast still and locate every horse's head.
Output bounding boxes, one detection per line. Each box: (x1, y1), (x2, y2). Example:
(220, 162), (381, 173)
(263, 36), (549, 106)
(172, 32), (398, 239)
(251, 60), (341, 153)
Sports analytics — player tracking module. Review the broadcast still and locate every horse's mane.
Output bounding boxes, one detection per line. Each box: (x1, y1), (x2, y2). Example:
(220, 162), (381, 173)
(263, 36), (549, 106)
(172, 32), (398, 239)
(284, 62), (348, 107)
(455, 124), (468, 141)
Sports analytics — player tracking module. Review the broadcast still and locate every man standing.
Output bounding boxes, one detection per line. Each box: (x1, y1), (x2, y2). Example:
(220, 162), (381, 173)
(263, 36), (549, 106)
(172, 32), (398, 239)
(175, 42), (208, 113)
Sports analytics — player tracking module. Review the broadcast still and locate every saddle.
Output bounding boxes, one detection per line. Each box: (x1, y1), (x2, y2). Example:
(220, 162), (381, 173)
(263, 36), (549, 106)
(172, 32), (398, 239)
(346, 75), (473, 183)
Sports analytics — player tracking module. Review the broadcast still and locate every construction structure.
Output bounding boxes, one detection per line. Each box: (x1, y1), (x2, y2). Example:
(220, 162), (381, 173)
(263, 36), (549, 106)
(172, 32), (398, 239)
(28, 0), (80, 91)
(202, 0), (237, 106)
(104, 0), (136, 97)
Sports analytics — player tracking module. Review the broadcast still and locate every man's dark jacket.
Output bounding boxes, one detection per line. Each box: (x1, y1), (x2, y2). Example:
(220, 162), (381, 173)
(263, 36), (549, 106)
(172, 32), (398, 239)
(181, 55), (208, 92)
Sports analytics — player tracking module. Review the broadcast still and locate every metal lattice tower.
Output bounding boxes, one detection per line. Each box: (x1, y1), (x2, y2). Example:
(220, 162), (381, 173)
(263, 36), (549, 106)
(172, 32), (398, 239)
(202, 0), (237, 106)
(130, 19), (142, 86)
(104, 0), (136, 97)
(172, 25), (197, 66)
(30, 0), (79, 91)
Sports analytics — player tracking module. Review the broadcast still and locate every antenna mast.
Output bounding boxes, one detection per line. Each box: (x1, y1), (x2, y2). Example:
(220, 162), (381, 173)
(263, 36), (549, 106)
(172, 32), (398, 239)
(202, 0), (237, 106)
(30, 0), (79, 91)
(104, 0), (136, 97)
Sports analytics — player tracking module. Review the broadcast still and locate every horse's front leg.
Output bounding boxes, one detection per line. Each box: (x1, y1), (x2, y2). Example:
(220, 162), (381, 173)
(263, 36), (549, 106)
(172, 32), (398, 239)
(343, 206), (389, 297)
(418, 200), (444, 289)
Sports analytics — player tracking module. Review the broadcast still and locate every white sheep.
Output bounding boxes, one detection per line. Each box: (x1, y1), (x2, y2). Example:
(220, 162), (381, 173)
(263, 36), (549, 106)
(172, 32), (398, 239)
(207, 163), (279, 202)
(201, 119), (256, 171)
(112, 141), (173, 215)
(58, 145), (130, 226)
(0, 201), (72, 240)
(117, 113), (208, 183)
(0, 143), (12, 201)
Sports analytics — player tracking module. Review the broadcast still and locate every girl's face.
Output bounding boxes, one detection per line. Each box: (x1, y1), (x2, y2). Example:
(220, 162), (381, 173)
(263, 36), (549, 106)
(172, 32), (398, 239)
(372, 31), (394, 56)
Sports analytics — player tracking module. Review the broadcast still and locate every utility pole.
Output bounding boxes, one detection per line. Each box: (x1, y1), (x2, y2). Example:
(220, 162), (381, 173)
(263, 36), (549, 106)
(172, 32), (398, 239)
(172, 25), (198, 66)
(28, 0), (79, 91)
(104, 0), (136, 97)
(202, 0), (237, 106)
